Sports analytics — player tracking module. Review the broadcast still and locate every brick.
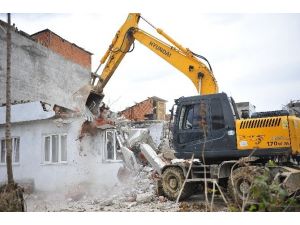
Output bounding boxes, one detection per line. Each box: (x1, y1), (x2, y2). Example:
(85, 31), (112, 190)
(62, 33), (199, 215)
(31, 29), (92, 70)
(121, 97), (166, 121)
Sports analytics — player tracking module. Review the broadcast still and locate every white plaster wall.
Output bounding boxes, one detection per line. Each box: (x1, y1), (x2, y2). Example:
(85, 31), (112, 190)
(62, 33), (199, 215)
(148, 122), (164, 147)
(0, 23), (90, 110)
(0, 119), (122, 191)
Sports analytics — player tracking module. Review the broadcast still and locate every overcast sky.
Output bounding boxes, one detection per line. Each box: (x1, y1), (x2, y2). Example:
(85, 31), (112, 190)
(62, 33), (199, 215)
(1, 10), (299, 113)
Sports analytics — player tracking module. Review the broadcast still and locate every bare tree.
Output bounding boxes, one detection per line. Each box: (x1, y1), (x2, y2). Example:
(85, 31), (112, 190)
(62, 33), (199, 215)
(5, 13), (14, 187)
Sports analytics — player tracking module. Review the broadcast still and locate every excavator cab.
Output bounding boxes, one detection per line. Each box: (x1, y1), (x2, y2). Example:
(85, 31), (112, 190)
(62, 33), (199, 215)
(172, 92), (300, 164)
(172, 93), (238, 162)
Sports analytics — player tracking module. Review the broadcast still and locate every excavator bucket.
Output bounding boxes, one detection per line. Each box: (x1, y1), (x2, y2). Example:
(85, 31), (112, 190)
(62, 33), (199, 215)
(85, 90), (105, 115)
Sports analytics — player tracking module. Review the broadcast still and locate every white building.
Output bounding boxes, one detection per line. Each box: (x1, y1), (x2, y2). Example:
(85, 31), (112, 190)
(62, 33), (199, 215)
(0, 101), (122, 192)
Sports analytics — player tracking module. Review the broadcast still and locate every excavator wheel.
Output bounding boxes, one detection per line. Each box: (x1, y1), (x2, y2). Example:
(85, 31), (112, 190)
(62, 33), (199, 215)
(227, 166), (263, 206)
(162, 167), (193, 201)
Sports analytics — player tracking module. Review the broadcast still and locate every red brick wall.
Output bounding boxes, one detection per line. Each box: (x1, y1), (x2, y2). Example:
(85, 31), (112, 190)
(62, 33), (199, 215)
(122, 99), (153, 121)
(32, 31), (91, 70)
(33, 31), (50, 46)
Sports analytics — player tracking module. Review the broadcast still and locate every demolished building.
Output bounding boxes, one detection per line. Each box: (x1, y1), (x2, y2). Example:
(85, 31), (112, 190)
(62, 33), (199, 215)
(235, 101), (256, 118)
(120, 96), (167, 121)
(31, 29), (92, 70)
(0, 19), (167, 195)
(285, 100), (300, 117)
(0, 20), (90, 111)
(0, 101), (125, 192)
(0, 20), (124, 192)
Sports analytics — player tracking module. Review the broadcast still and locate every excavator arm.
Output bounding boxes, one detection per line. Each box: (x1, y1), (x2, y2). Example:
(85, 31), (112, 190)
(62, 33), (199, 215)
(87, 13), (218, 113)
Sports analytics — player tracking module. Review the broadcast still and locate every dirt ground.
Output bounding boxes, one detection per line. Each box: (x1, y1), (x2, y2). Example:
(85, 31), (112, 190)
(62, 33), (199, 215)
(24, 192), (228, 212)
(23, 166), (228, 212)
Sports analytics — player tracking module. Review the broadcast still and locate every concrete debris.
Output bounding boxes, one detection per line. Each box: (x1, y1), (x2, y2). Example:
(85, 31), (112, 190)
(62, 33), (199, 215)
(78, 102), (115, 140)
(159, 195), (167, 202)
(119, 128), (157, 151)
(116, 120), (165, 150)
(171, 159), (185, 164)
(142, 166), (153, 173)
(24, 165), (179, 212)
(127, 128), (150, 148)
(65, 184), (86, 201)
(140, 143), (166, 175)
(117, 166), (133, 183)
(136, 192), (154, 204)
(78, 120), (98, 140)
(156, 137), (176, 161)
(162, 150), (176, 160)
(120, 146), (140, 172)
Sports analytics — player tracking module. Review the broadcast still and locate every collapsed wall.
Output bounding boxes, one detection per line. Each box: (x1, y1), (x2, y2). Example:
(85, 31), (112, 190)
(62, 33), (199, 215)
(0, 21), (90, 110)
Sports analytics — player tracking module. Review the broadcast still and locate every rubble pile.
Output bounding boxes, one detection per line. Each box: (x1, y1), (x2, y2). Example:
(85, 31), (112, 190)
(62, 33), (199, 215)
(25, 165), (179, 212)
(25, 105), (181, 211)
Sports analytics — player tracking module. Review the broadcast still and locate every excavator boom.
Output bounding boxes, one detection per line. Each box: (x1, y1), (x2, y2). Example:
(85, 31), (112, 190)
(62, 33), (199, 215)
(86, 13), (218, 113)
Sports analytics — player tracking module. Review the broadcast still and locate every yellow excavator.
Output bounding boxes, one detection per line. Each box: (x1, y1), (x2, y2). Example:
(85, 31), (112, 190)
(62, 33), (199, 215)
(85, 13), (217, 113)
(85, 13), (300, 205)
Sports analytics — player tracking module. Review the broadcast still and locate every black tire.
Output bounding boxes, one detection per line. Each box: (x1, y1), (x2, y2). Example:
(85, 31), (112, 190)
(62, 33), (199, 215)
(227, 166), (262, 206)
(162, 167), (193, 201)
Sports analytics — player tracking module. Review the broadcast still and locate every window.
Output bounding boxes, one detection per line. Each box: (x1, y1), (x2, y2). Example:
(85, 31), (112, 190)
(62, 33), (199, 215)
(177, 102), (208, 144)
(106, 131), (115, 160)
(193, 103), (207, 130)
(179, 102), (207, 131)
(0, 137), (20, 164)
(43, 134), (67, 163)
(104, 130), (121, 162)
(211, 98), (225, 130)
(61, 135), (67, 161)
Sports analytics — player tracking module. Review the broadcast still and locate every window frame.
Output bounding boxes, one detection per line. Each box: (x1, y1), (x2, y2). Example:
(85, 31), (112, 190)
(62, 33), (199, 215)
(210, 98), (226, 131)
(42, 133), (68, 164)
(103, 129), (122, 163)
(0, 137), (21, 165)
(178, 102), (208, 131)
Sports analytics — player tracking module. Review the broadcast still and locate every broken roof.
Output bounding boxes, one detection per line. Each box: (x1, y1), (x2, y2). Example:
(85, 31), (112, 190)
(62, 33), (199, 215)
(0, 101), (55, 125)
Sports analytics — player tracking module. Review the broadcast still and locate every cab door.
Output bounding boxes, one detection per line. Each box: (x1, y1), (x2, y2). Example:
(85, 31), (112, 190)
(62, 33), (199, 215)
(173, 96), (236, 159)
(174, 100), (209, 156)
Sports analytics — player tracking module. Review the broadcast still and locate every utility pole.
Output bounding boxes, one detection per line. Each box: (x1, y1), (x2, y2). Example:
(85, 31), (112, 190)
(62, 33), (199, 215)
(6, 13), (14, 186)
(0, 13), (25, 212)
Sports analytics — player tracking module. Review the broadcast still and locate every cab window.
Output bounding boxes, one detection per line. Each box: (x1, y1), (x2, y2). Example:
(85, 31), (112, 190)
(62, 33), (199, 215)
(179, 102), (207, 130)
